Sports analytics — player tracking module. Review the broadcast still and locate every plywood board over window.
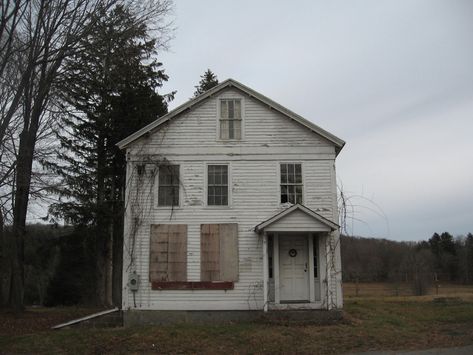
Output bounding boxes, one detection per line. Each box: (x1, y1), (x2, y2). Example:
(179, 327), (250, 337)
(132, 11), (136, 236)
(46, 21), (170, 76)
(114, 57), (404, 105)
(149, 224), (187, 282)
(201, 223), (239, 282)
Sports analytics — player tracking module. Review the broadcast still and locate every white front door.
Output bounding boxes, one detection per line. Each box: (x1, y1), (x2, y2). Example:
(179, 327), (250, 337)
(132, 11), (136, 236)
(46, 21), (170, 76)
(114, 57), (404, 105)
(279, 235), (309, 302)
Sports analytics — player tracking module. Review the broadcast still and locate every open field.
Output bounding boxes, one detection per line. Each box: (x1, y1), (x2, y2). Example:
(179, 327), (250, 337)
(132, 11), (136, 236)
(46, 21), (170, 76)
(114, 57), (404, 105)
(1, 292), (473, 354)
(343, 282), (473, 298)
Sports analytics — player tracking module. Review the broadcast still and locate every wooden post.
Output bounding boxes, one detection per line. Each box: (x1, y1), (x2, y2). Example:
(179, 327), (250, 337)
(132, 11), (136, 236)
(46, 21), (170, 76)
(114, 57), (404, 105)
(325, 233), (332, 310)
(263, 232), (268, 312)
(308, 233), (315, 303)
(355, 277), (359, 297)
(274, 233), (280, 304)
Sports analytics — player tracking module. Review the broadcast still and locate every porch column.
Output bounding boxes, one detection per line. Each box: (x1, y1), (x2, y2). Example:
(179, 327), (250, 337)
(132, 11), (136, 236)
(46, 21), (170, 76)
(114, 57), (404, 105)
(273, 233), (280, 304)
(308, 233), (316, 303)
(263, 232), (269, 312)
(325, 232), (332, 310)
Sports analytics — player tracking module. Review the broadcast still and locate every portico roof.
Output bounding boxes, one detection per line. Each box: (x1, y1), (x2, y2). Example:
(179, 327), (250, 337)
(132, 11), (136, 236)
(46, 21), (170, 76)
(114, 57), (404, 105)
(254, 204), (339, 234)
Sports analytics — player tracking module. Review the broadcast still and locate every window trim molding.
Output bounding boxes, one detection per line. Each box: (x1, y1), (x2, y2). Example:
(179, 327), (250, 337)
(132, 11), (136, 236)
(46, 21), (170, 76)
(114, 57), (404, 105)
(216, 95), (245, 142)
(278, 161), (305, 206)
(155, 163), (182, 209)
(204, 162), (232, 208)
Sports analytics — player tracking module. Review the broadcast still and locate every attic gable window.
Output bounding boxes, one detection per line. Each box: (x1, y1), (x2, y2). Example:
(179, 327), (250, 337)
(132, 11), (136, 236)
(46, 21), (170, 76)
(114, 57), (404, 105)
(280, 163), (303, 204)
(219, 99), (241, 140)
(158, 165), (179, 206)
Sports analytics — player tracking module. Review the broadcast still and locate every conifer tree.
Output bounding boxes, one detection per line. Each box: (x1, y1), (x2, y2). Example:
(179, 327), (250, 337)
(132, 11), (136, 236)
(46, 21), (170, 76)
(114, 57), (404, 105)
(44, 5), (174, 305)
(193, 69), (219, 97)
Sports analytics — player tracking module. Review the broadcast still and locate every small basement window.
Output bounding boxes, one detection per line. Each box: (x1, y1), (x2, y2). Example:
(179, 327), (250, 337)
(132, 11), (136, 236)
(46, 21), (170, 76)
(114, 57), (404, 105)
(219, 99), (242, 140)
(280, 163), (303, 204)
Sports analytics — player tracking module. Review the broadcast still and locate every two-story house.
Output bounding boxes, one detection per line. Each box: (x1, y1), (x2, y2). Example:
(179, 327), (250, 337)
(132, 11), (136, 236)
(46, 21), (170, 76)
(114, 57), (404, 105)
(117, 79), (345, 324)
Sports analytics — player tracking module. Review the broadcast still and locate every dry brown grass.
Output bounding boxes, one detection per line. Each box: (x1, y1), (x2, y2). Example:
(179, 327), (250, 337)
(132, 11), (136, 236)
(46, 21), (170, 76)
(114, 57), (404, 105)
(1, 292), (473, 354)
(343, 282), (473, 298)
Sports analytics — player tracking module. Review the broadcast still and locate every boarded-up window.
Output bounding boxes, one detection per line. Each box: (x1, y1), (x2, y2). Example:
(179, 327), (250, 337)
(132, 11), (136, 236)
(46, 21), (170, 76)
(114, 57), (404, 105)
(149, 224), (187, 282)
(201, 224), (238, 282)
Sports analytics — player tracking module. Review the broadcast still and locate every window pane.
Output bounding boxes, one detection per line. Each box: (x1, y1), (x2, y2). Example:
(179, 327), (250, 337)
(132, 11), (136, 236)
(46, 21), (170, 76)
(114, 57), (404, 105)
(280, 165), (287, 184)
(228, 100), (234, 119)
(288, 164), (295, 183)
(172, 187), (179, 206)
(280, 163), (303, 204)
(228, 119), (234, 139)
(208, 193), (215, 206)
(158, 165), (179, 206)
(234, 100), (241, 119)
(221, 100), (228, 119)
(208, 165), (228, 206)
(295, 164), (302, 183)
(281, 185), (288, 203)
(234, 120), (241, 139)
(219, 100), (241, 140)
(220, 120), (229, 139)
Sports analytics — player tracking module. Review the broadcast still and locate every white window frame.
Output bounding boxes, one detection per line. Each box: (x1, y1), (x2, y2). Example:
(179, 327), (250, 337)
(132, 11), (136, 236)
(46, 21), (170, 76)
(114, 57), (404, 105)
(278, 161), (305, 205)
(216, 96), (245, 142)
(204, 162), (232, 208)
(155, 164), (181, 209)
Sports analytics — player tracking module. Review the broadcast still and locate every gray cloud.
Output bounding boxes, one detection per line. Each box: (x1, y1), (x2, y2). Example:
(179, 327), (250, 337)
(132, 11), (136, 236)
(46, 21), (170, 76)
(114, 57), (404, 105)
(159, 0), (473, 240)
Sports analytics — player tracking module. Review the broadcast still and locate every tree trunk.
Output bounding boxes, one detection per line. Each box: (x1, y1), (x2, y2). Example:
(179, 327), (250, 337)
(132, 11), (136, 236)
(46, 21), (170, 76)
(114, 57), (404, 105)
(95, 132), (112, 306)
(9, 126), (37, 310)
(112, 186), (124, 307)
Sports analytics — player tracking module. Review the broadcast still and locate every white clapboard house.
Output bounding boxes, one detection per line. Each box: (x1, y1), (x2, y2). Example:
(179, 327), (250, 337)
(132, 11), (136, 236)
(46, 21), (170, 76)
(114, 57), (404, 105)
(117, 79), (345, 318)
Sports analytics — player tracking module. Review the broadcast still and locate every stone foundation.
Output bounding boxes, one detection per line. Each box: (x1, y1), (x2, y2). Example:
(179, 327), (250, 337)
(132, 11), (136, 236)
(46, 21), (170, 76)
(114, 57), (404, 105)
(123, 309), (343, 326)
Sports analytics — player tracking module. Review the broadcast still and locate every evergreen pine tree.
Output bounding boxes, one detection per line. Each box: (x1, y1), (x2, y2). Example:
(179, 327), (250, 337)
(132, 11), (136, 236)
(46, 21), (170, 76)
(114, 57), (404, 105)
(193, 69), (219, 97)
(44, 5), (174, 305)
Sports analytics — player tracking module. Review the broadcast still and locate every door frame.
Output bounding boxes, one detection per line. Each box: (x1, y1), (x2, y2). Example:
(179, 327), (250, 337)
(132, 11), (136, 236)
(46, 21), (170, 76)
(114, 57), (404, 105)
(273, 233), (318, 304)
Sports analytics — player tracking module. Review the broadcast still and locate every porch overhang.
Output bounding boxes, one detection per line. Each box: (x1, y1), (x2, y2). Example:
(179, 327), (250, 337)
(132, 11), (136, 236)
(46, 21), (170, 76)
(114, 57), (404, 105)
(254, 204), (339, 234)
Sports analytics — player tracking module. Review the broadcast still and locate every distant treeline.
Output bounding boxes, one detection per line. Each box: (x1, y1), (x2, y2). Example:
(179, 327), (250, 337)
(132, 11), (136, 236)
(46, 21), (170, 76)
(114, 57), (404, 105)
(10, 225), (473, 306)
(341, 232), (473, 284)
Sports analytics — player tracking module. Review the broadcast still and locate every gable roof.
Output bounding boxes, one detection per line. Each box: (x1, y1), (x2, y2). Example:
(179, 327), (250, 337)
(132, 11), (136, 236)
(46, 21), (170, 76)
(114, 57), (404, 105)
(116, 78), (345, 154)
(254, 204), (339, 234)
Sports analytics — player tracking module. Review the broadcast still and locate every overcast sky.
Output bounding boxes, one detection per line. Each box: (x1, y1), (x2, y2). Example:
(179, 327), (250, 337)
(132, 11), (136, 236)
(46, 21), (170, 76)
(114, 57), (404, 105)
(158, 0), (473, 241)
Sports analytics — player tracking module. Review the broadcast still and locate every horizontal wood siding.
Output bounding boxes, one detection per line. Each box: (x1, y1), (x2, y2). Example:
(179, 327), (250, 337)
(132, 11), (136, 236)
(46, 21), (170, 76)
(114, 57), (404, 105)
(129, 88), (336, 156)
(122, 88), (340, 311)
(265, 209), (332, 232)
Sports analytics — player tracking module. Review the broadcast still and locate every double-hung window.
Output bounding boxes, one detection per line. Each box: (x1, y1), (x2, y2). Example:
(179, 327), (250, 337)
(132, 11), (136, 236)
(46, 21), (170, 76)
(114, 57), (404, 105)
(280, 163), (303, 204)
(219, 99), (241, 140)
(207, 165), (228, 206)
(158, 165), (179, 206)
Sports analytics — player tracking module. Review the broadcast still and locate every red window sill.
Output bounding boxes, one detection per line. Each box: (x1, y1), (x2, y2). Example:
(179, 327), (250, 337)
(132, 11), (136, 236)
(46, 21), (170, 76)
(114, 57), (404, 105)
(151, 281), (234, 290)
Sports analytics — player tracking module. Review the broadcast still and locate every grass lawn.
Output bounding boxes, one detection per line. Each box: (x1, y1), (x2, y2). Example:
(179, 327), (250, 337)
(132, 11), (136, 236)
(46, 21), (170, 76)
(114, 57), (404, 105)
(1, 296), (473, 354)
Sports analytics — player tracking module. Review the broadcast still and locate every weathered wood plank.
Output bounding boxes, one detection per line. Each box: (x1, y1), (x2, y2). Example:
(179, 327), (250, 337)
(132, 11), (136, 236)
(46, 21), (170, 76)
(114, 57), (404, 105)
(168, 224), (187, 281)
(219, 223), (239, 282)
(149, 224), (187, 282)
(201, 224), (220, 281)
(151, 281), (234, 290)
